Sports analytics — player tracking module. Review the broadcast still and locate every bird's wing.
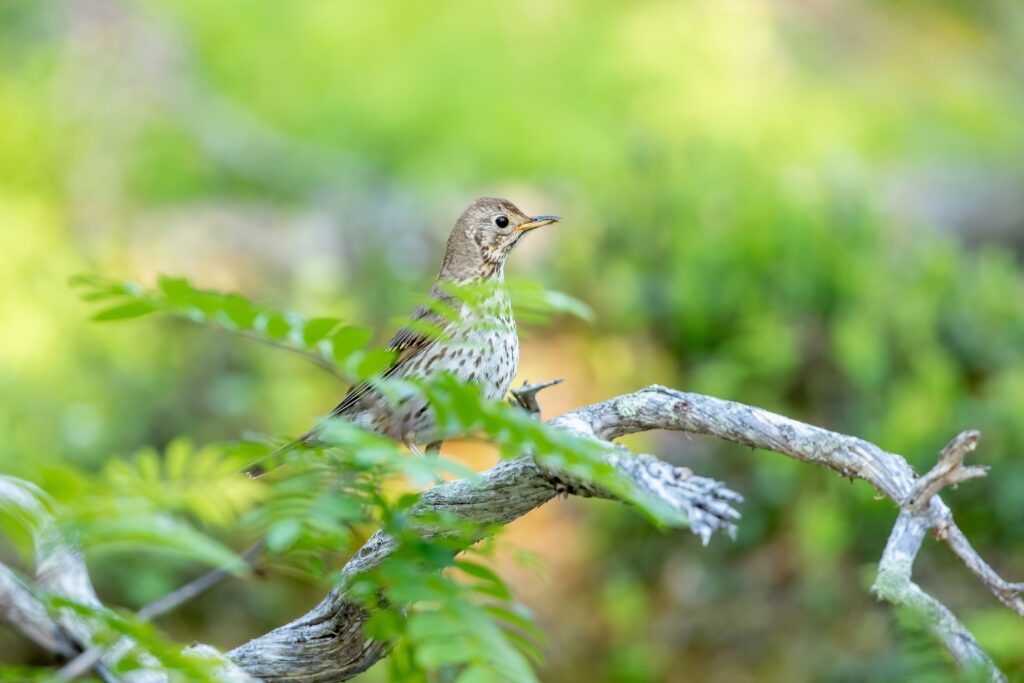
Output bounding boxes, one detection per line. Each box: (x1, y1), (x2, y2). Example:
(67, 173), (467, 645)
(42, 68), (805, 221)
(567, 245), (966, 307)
(243, 292), (457, 477)
(318, 303), (449, 424)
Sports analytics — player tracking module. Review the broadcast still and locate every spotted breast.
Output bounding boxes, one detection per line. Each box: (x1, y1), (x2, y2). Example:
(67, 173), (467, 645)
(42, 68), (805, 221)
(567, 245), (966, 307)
(356, 284), (520, 445)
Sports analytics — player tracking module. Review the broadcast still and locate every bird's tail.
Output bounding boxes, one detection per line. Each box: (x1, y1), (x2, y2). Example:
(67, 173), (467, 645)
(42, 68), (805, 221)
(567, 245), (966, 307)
(242, 427), (319, 478)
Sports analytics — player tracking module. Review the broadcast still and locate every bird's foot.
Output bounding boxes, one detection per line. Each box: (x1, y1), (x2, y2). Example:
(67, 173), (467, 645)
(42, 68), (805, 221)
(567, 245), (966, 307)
(404, 435), (425, 458)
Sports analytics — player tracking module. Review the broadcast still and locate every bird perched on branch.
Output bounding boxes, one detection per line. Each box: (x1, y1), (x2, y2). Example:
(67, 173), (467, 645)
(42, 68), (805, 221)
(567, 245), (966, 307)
(245, 197), (559, 476)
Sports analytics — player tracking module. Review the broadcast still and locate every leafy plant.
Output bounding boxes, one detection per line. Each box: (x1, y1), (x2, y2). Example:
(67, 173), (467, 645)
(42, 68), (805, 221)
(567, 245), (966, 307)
(1, 274), (615, 681)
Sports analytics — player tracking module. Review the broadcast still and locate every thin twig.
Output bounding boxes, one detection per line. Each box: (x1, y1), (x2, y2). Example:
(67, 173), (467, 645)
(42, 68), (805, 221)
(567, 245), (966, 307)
(943, 521), (1024, 616)
(510, 378), (563, 417)
(57, 542), (264, 681)
(139, 542), (264, 621)
(903, 430), (987, 512)
(230, 328), (346, 380)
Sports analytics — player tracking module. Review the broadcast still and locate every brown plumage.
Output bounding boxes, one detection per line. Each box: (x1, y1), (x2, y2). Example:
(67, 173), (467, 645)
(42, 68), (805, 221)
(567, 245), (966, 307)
(246, 197), (559, 476)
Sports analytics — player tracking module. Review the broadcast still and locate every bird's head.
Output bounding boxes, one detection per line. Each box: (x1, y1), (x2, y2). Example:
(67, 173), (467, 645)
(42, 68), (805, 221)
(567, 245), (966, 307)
(439, 197), (560, 281)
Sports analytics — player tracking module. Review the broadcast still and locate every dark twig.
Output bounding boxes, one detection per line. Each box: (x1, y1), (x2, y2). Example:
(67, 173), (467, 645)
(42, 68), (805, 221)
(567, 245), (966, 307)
(510, 378), (563, 417)
(140, 542), (264, 621)
(57, 542), (264, 681)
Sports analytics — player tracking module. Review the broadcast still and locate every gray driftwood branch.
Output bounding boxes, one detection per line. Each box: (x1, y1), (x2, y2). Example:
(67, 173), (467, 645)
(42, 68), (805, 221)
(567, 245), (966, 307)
(1, 386), (1020, 682)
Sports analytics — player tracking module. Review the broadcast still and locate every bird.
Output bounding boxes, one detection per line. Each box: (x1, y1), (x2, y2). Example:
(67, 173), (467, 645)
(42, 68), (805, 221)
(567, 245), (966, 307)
(245, 197), (559, 476)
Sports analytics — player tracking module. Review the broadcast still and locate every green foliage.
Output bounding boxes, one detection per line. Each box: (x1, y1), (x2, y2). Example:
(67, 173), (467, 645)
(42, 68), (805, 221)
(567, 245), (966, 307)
(0, 476), (53, 559)
(3, 274), (617, 681)
(26, 256), (1022, 681)
(69, 274), (592, 383)
(410, 374), (683, 526)
(72, 276), (652, 526)
(506, 277), (594, 325)
(44, 594), (230, 682)
(3, 2), (1024, 680)
(34, 440), (257, 570)
(355, 538), (544, 683)
(0, 666), (51, 682)
(103, 438), (264, 528)
(71, 274), (379, 375)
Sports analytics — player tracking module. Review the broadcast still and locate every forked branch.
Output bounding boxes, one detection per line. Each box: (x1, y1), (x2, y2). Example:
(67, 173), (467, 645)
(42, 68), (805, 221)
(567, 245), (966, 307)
(1, 385), (1019, 682)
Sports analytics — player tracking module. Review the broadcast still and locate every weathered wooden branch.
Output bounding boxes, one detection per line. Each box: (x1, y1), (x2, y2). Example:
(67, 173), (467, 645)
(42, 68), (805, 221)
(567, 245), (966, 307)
(0, 563), (79, 659)
(871, 431), (1023, 683)
(1, 385), (1019, 682)
(0, 477), (125, 682)
(56, 542), (266, 681)
(902, 430), (987, 513)
(226, 388), (742, 682)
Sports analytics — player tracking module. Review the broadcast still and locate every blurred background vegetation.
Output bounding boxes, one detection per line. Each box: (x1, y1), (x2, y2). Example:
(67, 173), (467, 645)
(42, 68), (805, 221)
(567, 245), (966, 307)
(2, 0), (1024, 680)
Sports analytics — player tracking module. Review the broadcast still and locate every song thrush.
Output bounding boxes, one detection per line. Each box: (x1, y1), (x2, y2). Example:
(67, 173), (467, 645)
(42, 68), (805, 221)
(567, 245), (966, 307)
(246, 197), (559, 476)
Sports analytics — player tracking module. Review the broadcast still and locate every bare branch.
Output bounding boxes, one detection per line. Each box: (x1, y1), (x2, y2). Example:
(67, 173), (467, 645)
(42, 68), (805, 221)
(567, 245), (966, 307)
(57, 542), (265, 681)
(4, 384), (1018, 683)
(227, 445), (740, 682)
(540, 450), (741, 545)
(0, 478), (124, 682)
(557, 387), (1017, 680)
(0, 562), (79, 658)
(904, 430), (988, 512)
(896, 431), (1024, 618)
(853, 431), (1011, 683)
(943, 523), (1024, 617)
(510, 378), (564, 416)
(873, 512), (1004, 683)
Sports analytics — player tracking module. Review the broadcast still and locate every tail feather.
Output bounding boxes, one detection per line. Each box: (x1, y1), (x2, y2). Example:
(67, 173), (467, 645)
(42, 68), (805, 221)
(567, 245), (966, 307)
(243, 428), (319, 478)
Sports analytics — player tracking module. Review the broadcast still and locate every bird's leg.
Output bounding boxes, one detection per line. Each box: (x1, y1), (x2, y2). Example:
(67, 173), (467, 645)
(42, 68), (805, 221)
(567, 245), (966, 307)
(403, 434), (443, 459)
(404, 434), (444, 484)
(403, 434), (425, 458)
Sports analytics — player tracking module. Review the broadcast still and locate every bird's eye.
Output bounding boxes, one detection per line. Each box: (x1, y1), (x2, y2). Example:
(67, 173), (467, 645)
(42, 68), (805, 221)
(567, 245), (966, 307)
(494, 215), (509, 228)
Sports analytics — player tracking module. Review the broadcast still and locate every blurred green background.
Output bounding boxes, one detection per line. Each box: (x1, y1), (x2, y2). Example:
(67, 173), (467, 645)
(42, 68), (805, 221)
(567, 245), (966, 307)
(2, 0), (1024, 680)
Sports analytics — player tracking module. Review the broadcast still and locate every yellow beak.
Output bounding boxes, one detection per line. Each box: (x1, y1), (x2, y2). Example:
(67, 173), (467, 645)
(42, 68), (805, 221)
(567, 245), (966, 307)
(515, 215), (561, 232)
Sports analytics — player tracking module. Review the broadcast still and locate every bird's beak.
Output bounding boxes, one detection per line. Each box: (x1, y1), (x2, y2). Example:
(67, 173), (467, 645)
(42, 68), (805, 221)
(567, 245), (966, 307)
(515, 215), (561, 232)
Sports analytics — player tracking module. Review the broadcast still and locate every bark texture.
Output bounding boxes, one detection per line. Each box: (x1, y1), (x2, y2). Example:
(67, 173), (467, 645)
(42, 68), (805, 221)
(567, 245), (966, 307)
(1, 386), (1019, 682)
